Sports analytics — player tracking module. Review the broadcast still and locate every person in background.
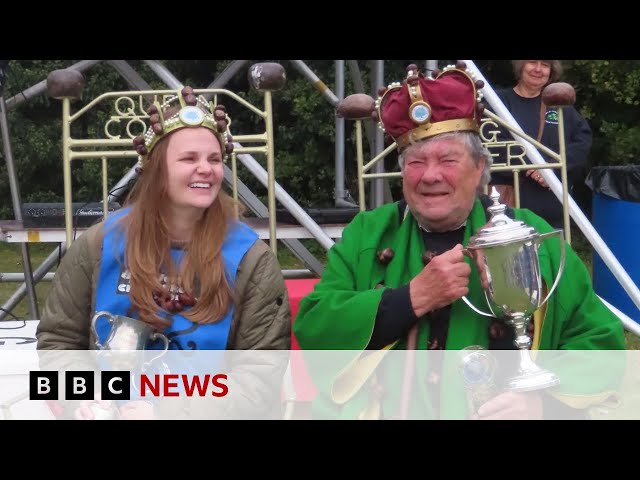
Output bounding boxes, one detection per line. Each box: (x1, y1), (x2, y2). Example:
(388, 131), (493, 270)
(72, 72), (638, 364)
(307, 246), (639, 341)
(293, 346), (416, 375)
(490, 60), (592, 228)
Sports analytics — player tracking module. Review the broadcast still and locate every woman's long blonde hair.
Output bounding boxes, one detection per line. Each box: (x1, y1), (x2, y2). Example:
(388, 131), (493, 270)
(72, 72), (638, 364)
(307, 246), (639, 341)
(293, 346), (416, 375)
(117, 130), (240, 329)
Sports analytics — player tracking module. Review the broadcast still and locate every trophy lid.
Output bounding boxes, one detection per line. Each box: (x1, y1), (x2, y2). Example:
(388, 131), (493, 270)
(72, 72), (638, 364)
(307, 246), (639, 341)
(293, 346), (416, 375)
(468, 187), (537, 248)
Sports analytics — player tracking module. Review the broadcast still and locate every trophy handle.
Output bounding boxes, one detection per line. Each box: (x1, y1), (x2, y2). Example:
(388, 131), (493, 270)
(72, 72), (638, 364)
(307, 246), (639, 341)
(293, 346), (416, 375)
(90, 311), (115, 350)
(143, 332), (170, 367)
(537, 229), (566, 308)
(461, 248), (495, 318)
(461, 296), (495, 318)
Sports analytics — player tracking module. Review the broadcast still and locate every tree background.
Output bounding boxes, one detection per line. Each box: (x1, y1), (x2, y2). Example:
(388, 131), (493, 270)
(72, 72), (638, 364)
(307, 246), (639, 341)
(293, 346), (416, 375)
(1, 59), (639, 221)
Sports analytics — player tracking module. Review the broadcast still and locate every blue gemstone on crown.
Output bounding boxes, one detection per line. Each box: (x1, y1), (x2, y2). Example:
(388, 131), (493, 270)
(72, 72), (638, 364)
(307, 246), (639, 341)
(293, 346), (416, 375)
(179, 106), (205, 126)
(411, 104), (431, 123)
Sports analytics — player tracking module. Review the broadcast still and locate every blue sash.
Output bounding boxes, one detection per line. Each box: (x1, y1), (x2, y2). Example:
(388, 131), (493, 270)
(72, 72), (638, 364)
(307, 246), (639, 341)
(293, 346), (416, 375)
(94, 208), (258, 350)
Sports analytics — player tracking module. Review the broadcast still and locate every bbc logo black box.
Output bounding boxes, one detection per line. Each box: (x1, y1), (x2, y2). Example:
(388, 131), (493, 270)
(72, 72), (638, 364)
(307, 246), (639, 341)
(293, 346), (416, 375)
(29, 371), (130, 401)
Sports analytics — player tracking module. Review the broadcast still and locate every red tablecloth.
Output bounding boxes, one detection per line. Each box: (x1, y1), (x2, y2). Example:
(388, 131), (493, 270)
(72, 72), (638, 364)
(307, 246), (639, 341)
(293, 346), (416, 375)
(285, 279), (319, 401)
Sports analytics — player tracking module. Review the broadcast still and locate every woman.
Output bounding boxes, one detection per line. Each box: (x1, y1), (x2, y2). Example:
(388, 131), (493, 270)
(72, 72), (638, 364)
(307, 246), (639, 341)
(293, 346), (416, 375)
(36, 87), (291, 419)
(490, 60), (592, 228)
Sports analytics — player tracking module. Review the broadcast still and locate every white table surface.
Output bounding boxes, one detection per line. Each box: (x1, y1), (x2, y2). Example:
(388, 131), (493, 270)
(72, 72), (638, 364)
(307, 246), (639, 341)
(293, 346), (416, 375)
(0, 320), (54, 419)
(0, 320), (38, 350)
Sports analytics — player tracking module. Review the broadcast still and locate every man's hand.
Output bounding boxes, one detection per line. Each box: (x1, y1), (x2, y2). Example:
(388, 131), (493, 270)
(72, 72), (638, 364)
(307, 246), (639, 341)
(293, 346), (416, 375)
(470, 391), (543, 420)
(409, 244), (471, 317)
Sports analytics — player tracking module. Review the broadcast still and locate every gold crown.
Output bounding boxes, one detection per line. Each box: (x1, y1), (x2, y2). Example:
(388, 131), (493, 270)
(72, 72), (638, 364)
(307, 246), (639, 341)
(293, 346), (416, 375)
(133, 86), (234, 166)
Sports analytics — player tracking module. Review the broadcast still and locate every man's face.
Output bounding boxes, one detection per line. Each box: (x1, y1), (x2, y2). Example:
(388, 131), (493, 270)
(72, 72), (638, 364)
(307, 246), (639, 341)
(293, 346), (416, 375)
(402, 136), (484, 231)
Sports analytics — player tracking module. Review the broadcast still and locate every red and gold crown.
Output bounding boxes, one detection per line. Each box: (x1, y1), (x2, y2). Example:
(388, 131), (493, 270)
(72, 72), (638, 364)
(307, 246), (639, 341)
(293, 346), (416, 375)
(373, 61), (485, 150)
(132, 86), (234, 168)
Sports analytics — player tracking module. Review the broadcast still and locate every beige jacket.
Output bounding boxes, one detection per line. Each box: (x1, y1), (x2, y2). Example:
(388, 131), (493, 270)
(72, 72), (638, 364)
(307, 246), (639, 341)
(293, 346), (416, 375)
(36, 221), (291, 350)
(36, 221), (292, 419)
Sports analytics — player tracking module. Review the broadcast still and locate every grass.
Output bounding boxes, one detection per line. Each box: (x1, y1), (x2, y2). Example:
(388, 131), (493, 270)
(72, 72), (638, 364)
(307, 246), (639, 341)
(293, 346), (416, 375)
(1, 236), (638, 349)
(569, 227), (640, 350)
(625, 331), (640, 350)
(0, 242), (56, 320)
(570, 227), (593, 275)
(0, 239), (325, 320)
(276, 239), (328, 269)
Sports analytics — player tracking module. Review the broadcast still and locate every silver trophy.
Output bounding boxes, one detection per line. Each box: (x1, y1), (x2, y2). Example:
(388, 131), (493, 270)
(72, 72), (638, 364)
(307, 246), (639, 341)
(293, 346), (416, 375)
(90, 311), (170, 370)
(461, 187), (566, 392)
(90, 311), (171, 406)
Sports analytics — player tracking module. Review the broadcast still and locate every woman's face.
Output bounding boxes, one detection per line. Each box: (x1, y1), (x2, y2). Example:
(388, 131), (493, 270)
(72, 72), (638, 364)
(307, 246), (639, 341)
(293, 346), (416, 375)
(164, 127), (224, 215)
(520, 60), (551, 92)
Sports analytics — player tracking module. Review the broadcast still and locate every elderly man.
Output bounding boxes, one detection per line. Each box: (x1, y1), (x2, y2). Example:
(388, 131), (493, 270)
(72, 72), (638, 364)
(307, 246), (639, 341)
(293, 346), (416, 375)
(293, 62), (625, 420)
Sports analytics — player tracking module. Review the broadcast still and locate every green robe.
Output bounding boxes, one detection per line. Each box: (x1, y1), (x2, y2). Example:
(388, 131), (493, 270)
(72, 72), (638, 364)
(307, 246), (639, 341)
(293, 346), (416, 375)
(293, 199), (626, 419)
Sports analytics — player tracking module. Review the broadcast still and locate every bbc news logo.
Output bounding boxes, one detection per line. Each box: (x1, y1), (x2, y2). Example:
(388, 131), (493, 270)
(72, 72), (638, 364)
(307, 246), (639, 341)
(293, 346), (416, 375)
(30, 371), (129, 401)
(29, 371), (229, 400)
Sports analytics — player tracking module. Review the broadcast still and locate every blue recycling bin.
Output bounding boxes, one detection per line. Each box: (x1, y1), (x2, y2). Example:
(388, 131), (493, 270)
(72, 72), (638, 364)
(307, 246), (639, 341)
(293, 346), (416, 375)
(588, 166), (640, 323)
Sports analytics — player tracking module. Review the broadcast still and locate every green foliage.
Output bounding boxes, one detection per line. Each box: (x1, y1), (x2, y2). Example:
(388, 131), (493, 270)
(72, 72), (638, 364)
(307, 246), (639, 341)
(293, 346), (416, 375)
(596, 122), (640, 166)
(2, 60), (640, 221)
(563, 60), (640, 167)
(0, 61), (136, 218)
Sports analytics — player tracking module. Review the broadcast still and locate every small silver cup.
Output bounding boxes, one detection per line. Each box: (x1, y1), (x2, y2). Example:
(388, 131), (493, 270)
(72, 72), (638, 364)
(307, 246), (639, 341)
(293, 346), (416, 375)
(90, 311), (170, 370)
